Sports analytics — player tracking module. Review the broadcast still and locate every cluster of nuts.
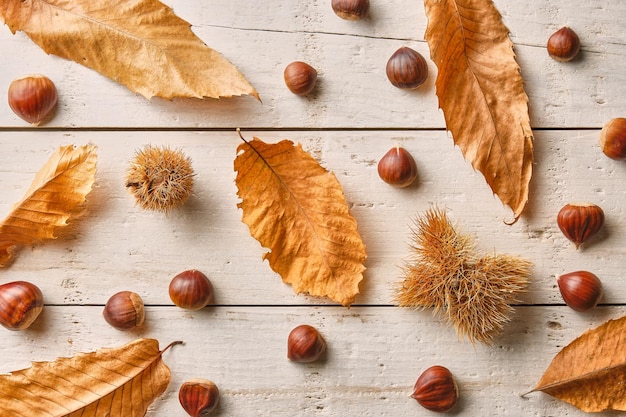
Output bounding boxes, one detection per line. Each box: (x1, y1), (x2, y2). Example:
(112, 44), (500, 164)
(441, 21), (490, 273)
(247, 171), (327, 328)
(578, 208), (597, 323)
(283, 0), (427, 97)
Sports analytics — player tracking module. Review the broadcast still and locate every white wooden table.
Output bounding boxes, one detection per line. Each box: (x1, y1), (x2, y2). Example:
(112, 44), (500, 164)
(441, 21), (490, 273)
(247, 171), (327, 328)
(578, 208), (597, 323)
(1, 1), (625, 415)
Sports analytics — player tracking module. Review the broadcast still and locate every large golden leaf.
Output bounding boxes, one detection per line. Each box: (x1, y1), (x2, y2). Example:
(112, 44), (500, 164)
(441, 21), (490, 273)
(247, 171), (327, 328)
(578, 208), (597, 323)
(530, 315), (626, 412)
(424, 0), (533, 221)
(0, 144), (97, 267)
(234, 136), (367, 306)
(0, 338), (177, 416)
(0, 0), (258, 100)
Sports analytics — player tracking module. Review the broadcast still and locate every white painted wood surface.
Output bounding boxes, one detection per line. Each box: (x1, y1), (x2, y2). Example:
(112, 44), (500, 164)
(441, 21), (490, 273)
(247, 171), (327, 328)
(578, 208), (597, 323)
(0, 1), (625, 416)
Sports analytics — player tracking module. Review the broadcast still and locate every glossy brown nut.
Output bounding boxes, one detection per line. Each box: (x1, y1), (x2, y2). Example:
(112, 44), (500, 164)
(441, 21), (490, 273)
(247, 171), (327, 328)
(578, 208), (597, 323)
(386, 47), (428, 89)
(557, 203), (604, 249)
(284, 61), (318, 96)
(179, 379), (220, 417)
(331, 0), (370, 20)
(287, 324), (327, 363)
(103, 291), (145, 330)
(377, 146), (418, 188)
(0, 281), (44, 331)
(8, 74), (58, 125)
(599, 118), (626, 160)
(557, 271), (603, 312)
(412, 365), (459, 413)
(169, 269), (214, 310)
(547, 26), (580, 62)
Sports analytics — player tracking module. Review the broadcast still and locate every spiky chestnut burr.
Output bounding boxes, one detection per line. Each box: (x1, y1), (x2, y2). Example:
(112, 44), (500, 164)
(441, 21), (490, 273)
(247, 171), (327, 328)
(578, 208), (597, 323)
(125, 145), (194, 212)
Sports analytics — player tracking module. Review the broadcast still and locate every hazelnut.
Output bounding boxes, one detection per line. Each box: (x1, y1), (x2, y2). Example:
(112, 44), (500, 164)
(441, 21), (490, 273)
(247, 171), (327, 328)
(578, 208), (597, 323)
(103, 291), (145, 330)
(0, 281), (44, 331)
(8, 74), (58, 126)
(377, 146), (418, 188)
(331, 0), (369, 20)
(179, 379), (220, 417)
(599, 118), (626, 160)
(284, 61), (318, 96)
(557, 271), (603, 312)
(386, 47), (428, 89)
(411, 365), (459, 413)
(287, 324), (327, 363)
(169, 269), (214, 310)
(547, 26), (580, 62)
(557, 202), (604, 249)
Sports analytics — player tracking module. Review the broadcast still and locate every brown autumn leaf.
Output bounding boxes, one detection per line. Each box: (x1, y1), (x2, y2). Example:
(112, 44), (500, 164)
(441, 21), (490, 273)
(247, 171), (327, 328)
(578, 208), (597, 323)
(0, 144), (97, 267)
(0, 338), (178, 416)
(530, 315), (626, 412)
(234, 135), (367, 306)
(0, 0), (259, 100)
(423, 0), (533, 221)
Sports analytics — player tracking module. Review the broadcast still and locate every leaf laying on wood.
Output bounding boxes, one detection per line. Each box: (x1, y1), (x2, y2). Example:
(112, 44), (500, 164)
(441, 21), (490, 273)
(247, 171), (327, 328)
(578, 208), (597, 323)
(423, 0), (534, 221)
(0, 144), (97, 267)
(234, 135), (367, 306)
(0, 0), (259, 100)
(0, 338), (178, 416)
(530, 315), (626, 412)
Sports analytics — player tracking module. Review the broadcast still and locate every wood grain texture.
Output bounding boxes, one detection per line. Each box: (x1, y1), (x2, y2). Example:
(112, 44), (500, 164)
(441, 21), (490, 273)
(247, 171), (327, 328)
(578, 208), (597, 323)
(0, 1), (624, 416)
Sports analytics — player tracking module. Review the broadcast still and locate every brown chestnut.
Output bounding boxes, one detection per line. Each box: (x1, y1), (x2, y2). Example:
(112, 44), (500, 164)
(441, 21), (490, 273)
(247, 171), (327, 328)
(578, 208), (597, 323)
(179, 378), (220, 417)
(0, 281), (44, 331)
(547, 26), (580, 62)
(599, 118), (626, 160)
(412, 365), (459, 412)
(284, 61), (318, 96)
(557, 202), (604, 249)
(557, 271), (603, 312)
(377, 146), (418, 188)
(386, 47), (428, 89)
(8, 74), (58, 125)
(169, 269), (214, 310)
(287, 324), (327, 363)
(331, 0), (369, 20)
(103, 291), (145, 330)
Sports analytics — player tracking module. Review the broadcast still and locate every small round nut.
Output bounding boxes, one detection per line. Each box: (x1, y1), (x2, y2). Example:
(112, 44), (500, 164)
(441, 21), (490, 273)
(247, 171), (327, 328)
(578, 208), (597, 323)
(0, 281), (44, 331)
(599, 118), (626, 160)
(557, 271), (603, 312)
(8, 74), (58, 125)
(331, 0), (369, 20)
(547, 26), (580, 62)
(287, 324), (327, 363)
(556, 202), (604, 249)
(377, 146), (418, 188)
(284, 61), (318, 96)
(386, 47), (428, 89)
(103, 291), (145, 330)
(179, 379), (220, 417)
(169, 269), (214, 310)
(411, 365), (459, 413)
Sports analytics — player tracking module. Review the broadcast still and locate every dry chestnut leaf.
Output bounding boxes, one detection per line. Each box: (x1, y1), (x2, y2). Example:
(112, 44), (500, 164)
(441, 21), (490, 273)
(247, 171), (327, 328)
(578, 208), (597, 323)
(0, 0), (259, 100)
(424, 0), (534, 222)
(234, 134), (367, 306)
(0, 338), (180, 416)
(528, 315), (626, 412)
(395, 207), (532, 344)
(0, 144), (97, 267)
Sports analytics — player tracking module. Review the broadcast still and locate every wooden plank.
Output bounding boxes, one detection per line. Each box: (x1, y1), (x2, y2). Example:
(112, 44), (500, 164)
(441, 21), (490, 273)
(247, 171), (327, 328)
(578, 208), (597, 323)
(0, 305), (623, 416)
(0, 130), (622, 306)
(0, 1), (624, 129)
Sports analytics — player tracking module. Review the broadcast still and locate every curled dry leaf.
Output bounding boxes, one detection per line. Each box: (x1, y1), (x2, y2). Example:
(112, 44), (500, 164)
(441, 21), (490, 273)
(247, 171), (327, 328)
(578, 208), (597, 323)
(0, 144), (97, 267)
(423, 0), (534, 221)
(0, 0), (259, 100)
(0, 338), (179, 416)
(234, 135), (367, 306)
(529, 315), (626, 412)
